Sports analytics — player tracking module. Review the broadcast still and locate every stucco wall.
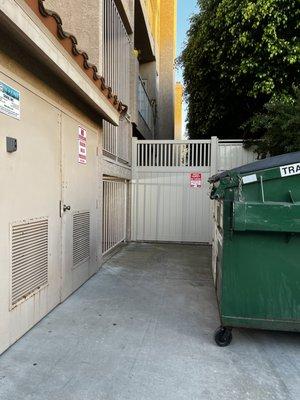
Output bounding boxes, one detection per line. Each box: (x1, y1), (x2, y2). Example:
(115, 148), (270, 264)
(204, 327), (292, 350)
(44, 0), (103, 72)
(157, 0), (177, 139)
(103, 159), (132, 180)
(0, 22), (104, 354)
(175, 82), (183, 139)
(0, 26), (101, 130)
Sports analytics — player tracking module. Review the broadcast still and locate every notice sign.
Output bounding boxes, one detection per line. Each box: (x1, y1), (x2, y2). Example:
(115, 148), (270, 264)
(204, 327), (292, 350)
(0, 81), (20, 120)
(190, 173), (202, 188)
(78, 126), (87, 164)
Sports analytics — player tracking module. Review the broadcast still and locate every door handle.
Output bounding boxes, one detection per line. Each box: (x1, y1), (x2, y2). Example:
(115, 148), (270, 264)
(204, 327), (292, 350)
(63, 205), (71, 212)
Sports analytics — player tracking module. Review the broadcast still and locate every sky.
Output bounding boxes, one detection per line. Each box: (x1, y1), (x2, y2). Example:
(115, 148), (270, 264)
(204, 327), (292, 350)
(176, 0), (199, 137)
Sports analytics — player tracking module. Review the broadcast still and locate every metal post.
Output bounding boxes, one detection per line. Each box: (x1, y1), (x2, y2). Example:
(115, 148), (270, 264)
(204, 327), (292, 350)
(132, 137), (138, 169)
(210, 136), (219, 176)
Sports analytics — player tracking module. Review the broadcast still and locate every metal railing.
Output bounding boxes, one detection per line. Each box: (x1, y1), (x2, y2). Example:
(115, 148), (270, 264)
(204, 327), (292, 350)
(218, 139), (256, 171)
(102, 178), (127, 255)
(138, 77), (155, 133)
(135, 139), (212, 167)
(103, 0), (132, 164)
(103, 0), (131, 105)
(103, 118), (132, 164)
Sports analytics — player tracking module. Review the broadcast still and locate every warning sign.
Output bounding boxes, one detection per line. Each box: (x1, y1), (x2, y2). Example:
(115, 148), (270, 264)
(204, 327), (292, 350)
(190, 173), (202, 188)
(78, 126), (87, 164)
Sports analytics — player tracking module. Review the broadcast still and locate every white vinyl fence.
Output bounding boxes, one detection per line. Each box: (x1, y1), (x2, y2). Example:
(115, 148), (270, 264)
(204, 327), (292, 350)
(102, 178), (127, 254)
(131, 138), (256, 243)
(218, 139), (256, 171)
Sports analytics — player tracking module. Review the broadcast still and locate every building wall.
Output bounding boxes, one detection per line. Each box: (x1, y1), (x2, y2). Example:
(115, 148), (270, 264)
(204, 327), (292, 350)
(135, 0), (177, 140)
(144, 0), (160, 51)
(45, 0), (103, 72)
(45, 0), (178, 142)
(157, 0), (177, 139)
(0, 30), (103, 354)
(44, 0), (134, 253)
(175, 82), (183, 139)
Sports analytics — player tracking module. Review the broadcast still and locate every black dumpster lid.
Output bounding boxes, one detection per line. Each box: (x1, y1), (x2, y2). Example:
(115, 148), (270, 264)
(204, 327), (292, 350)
(209, 151), (300, 183)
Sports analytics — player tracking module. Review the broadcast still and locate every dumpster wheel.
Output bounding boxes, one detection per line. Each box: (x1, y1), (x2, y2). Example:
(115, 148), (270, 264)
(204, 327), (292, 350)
(214, 327), (232, 347)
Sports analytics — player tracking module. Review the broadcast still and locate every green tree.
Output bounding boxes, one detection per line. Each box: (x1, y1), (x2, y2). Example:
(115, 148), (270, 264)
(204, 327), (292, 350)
(180, 0), (300, 139)
(245, 88), (300, 157)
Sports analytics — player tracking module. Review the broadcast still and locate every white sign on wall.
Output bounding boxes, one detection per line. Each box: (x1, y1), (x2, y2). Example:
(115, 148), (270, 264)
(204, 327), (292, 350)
(0, 81), (20, 120)
(78, 126), (87, 164)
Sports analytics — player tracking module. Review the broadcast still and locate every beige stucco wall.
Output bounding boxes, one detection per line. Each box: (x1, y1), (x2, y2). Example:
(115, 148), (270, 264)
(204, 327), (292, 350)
(143, 0), (160, 50)
(175, 82), (183, 139)
(45, 0), (103, 73)
(157, 0), (177, 139)
(44, 0), (178, 141)
(0, 25), (104, 353)
(0, 29), (101, 130)
(103, 159), (132, 180)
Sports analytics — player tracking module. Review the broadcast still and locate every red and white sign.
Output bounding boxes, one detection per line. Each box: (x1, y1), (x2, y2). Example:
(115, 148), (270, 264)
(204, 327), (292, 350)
(190, 173), (202, 188)
(78, 126), (87, 164)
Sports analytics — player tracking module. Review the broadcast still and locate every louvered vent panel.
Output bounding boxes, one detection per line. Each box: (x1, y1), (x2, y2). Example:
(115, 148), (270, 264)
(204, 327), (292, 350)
(11, 218), (48, 306)
(73, 212), (90, 267)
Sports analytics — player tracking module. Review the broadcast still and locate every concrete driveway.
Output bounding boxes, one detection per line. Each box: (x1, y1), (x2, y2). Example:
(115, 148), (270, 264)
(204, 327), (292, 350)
(0, 243), (299, 400)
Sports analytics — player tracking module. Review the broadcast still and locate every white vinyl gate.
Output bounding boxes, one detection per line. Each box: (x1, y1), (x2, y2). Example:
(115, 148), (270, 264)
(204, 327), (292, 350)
(131, 138), (255, 243)
(102, 178), (127, 254)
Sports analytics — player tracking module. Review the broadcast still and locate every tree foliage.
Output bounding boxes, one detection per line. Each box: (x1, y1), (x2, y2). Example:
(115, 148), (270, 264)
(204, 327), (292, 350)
(245, 88), (300, 157)
(180, 0), (300, 140)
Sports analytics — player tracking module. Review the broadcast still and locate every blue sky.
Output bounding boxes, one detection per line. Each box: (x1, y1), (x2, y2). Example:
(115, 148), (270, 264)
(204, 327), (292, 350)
(176, 0), (199, 135)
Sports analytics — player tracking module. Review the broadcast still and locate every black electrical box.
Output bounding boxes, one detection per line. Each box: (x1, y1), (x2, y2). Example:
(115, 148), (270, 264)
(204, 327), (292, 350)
(6, 137), (17, 153)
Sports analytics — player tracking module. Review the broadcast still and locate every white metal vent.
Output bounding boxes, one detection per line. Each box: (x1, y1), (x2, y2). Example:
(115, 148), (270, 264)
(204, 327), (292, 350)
(11, 218), (48, 307)
(73, 212), (90, 267)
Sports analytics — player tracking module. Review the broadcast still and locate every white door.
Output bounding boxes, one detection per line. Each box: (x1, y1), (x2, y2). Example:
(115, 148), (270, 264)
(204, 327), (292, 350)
(60, 113), (100, 300)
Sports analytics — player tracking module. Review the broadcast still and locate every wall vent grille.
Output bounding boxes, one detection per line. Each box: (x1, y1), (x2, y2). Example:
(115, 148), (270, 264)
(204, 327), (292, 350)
(11, 218), (48, 307)
(73, 212), (90, 267)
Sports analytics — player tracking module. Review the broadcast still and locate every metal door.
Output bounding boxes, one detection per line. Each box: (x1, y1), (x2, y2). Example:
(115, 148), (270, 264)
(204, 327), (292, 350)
(0, 72), (61, 354)
(60, 114), (100, 300)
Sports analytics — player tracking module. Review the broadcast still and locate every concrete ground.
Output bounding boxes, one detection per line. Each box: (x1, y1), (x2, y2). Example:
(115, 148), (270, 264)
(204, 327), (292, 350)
(0, 243), (299, 400)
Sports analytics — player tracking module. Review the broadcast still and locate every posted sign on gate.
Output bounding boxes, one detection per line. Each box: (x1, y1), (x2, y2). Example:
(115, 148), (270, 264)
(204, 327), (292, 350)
(190, 173), (202, 188)
(78, 126), (87, 164)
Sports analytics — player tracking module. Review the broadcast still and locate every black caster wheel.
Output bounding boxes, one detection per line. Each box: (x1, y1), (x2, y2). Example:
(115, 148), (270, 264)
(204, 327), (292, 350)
(214, 326), (232, 347)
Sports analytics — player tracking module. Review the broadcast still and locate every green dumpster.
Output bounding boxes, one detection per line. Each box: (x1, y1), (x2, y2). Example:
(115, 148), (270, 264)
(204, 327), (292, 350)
(209, 152), (300, 346)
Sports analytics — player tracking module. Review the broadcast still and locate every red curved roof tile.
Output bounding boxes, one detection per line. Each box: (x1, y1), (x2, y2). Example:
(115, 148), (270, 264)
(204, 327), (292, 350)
(24, 0), (128, 116)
